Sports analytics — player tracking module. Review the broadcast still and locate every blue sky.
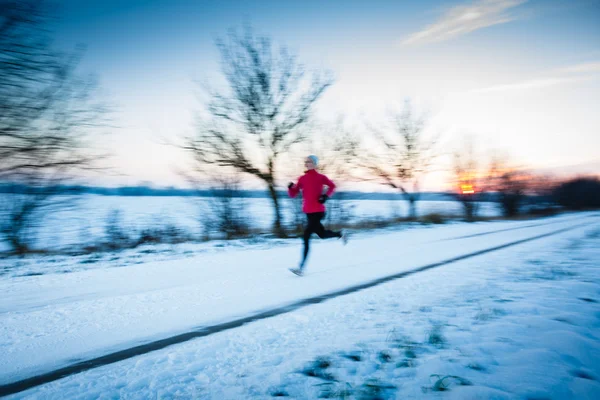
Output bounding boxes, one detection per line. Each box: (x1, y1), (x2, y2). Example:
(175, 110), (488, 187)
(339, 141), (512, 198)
(51, 0), (600, 190)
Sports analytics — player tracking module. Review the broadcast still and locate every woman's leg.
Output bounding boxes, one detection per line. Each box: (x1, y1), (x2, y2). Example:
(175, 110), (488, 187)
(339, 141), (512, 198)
(312, 212), (342, 239)
(300, 213), (318, 268)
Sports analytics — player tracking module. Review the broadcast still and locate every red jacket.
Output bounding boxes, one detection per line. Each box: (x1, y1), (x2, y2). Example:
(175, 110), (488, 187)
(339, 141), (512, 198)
(288, 169), (336, 213)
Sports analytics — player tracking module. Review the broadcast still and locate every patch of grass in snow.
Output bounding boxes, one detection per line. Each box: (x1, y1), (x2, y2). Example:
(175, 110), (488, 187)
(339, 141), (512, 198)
(386, 329), (417, 349)
(269, 387), (290, 397)
(139, 249), (157, 254)
(385, 329), (421, 362)
(79, 257), (100, 264)
(578, 297), (598, 303)
(377, 350), (393, 363)
(553, 316), (576, 325)
(395, 358), (417, 368)
(585, 228), (600, 239)
(475, 307), (507, 322)
(422, 374), (472, 393)
(496, 336), (516, 344)
(466, 362), (488, 372)
(22, 271), (43, 276)
(340, 351), (363, 362)
(527, 259), (546, 266)
(300, 357), (337, 381)
(315, 382), (354, 399)
(566, 238), (583, 251)
(404, 345), (418, 360)
(427, 324), (447, 348)
(534, 266), (577, 280)
(494, 298), (514, 303)
(521, 258), (578, 281)
(570, 369), (597, 381)
(385, 328), (403, 345)
(316, 378), (396, 399)
(355, 378), (396, 399)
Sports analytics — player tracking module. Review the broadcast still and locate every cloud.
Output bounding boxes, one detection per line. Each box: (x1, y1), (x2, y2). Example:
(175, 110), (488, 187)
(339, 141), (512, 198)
(402, 0), (527, 46)
(470, 77), (581, 93)
(556, 61), (600, 74)
(469, 60), (600, 94)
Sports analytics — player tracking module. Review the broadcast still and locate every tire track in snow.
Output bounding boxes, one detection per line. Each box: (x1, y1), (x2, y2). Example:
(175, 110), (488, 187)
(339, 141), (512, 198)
(441, 213), (592, 241)
(0, 218), (597, 397)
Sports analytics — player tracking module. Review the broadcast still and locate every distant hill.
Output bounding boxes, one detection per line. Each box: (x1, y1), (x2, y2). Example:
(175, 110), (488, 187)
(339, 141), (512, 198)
(0, 183), (458, 201)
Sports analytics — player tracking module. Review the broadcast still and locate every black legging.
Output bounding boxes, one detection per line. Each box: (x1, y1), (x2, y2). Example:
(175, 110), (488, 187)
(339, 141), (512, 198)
(300, 212), (341, 268)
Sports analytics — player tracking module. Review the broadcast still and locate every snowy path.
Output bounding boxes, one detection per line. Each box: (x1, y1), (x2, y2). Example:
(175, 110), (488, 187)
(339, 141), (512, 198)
(1, 212), (598, 392)
(1, 212), (591, 314)
(3, 213), (599, 399)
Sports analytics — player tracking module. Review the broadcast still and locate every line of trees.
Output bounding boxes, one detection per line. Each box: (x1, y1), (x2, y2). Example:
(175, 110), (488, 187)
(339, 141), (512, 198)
(182, 27), (443, 236)
(449, 144), (592, 220)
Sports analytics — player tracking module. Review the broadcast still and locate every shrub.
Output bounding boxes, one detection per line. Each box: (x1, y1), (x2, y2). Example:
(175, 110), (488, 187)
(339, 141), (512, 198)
(553, 177), (600, 210)
(104, 209), (133, 249)
(420, 213), (446, 224)
(137, 224), (188, 245)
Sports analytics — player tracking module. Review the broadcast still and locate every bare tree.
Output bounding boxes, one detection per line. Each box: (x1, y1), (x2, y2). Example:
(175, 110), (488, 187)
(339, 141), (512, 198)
(0, 1), (109, 253)
(485, 155), (530, 217)
(361, 100), (437, 219)
(184, 26), (332, 237)
(453, 139), (479, 221)
(310, 117), (360, 227)
(201, 173), (251, 240)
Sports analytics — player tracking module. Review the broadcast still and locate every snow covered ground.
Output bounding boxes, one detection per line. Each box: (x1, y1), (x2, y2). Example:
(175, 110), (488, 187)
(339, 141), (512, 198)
(1, 212), (599, 398)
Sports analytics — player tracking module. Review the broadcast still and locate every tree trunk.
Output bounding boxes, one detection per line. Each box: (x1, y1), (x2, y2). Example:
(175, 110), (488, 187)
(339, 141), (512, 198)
(408, 197), (416, 220)
(462, 199), (476, 221)
(400, 184), (419, 220)
(403, 193), (417, 220)
(268, 183), (286, 238)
